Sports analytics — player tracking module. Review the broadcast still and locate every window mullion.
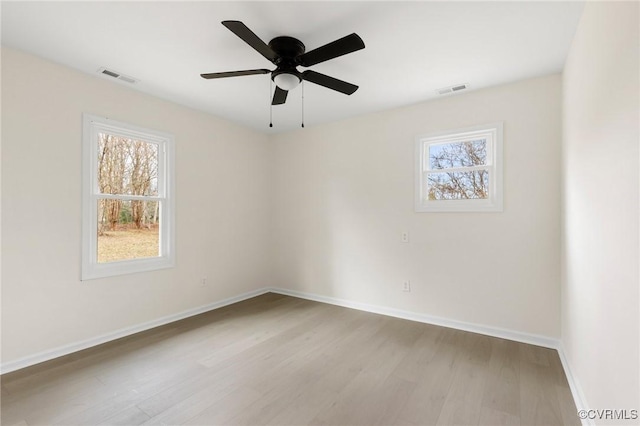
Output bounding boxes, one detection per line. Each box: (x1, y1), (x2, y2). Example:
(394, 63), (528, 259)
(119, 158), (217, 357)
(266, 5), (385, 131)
(94, 194), (164, 202)
(426, 165), (489, 174)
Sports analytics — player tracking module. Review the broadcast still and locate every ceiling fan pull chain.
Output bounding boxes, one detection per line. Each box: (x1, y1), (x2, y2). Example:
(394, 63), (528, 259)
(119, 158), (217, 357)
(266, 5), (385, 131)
(269, 79), (273, 128)
(301, 80), (305, 128)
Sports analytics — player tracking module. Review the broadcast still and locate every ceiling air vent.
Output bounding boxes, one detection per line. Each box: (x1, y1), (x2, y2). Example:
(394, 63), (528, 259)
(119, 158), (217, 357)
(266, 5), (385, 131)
(437, 83), (468, 95)
(97, 67), (138, 84)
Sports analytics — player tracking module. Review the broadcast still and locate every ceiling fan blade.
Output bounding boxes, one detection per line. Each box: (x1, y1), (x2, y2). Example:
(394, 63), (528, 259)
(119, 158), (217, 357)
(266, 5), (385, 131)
(221, 20), (277, 63)
(302, 70), (359, 95)
(200, 69), (271, 79)
(272, 86), (288, 105)
(299, 33), (365, 67)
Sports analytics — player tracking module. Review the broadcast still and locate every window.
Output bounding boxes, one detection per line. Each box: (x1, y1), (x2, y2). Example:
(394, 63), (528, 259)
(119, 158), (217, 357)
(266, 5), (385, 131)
(415, 122), (503, 212)
(82, 114), (175, 280)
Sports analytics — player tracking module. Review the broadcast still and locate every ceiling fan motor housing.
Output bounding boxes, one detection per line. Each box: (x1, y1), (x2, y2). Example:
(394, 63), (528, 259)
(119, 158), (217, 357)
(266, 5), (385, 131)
(269, 36), (306, 63)
(269, 36), (305, 82)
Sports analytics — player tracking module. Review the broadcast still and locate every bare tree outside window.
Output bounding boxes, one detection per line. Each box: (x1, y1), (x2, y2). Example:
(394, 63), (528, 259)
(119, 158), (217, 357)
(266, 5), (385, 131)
(427, 139), (489, 200)
(96, 133), (160, 263)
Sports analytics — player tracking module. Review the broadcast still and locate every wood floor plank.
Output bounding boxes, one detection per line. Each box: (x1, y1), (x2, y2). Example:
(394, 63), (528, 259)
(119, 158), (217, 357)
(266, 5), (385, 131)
(224, 311), (376, 425)
(478, 406), (522, 425)
(481, 338), (522, 418)
(435, 353), (488, 425)
(519, 343), (551, 367)
(556, 383), (581, 426)
(51, 364), (207, 425)
(394, 330), (465, 425)
(0, 375), (107, 425)
(181, 386), (265, 425)
(308, 320), (423, 426)
(3, 325), (182, 396)
(518, 361), (566, 426)
(140, 379), (247, 425)
(98, 405), (151, 426)
(6, 420), (29, 426)
(390, 324), (443, 382)
(370, 375), (418, 426)
(1, 383), (12, 398)
(0, 293), (581, 426)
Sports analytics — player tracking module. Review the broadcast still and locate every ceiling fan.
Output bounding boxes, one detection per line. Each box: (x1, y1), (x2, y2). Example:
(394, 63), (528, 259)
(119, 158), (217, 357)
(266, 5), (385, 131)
(201, 21), (365, 106)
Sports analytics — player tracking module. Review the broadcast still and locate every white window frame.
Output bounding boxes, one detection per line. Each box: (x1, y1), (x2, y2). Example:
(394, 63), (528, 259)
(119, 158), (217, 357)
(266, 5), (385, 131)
(82, 114), (175, 280)
(415, 122), (503, 212)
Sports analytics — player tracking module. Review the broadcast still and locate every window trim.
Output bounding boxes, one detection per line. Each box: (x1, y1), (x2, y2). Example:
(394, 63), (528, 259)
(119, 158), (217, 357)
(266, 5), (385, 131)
(81, 114), (175, 280)
(414, 122), (503, 212)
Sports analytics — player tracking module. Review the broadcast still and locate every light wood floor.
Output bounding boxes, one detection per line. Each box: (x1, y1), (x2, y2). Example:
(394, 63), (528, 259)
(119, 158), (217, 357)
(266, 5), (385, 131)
(1, 293), (579, 426)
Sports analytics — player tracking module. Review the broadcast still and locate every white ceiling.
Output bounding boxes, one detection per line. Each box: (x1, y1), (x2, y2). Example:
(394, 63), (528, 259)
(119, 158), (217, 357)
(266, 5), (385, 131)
(1, 1), (584, 133)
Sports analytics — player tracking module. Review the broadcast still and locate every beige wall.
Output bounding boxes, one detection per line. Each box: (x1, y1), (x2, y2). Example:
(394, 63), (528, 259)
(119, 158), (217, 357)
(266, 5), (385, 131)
(1, 47), (272, 364)
(562, 0), (640, 418)
(271, 74), (562, 338)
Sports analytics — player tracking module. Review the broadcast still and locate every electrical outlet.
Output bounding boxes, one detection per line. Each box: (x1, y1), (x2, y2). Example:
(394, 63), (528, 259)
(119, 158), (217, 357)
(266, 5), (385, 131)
(402, 231), (409, 243)
(403, 280), (411, 292)
(200, 277), (207, 287)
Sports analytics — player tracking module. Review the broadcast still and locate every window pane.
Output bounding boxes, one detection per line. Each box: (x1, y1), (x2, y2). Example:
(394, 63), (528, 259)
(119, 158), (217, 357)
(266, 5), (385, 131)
(98, 133), (158, 196)
(97, 199), (160, 263)
(429, 139), (487, 170)
(427, 170), (489, 200)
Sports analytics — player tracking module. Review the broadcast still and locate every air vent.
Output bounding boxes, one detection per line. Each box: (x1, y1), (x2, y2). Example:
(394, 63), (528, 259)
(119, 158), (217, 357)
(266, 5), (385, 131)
(436, 83), (469, 95)
(97, 67), (138, 84)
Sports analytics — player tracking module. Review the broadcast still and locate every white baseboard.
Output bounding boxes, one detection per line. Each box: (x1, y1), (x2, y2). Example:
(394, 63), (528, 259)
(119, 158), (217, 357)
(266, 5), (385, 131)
(0, 288), (270, 375)
(270, 287), (559, 349)
(557, 342), (592, 426)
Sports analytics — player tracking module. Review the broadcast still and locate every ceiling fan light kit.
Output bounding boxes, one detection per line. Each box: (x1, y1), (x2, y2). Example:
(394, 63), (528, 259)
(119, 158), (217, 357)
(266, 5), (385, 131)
(273, 72), (301, 91)
(201, 20), (365, 127)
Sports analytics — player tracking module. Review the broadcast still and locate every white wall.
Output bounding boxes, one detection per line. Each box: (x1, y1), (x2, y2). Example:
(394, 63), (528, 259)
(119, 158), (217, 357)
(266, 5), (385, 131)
(562, 1), (639, 419)
(271, 74), (562, 338)
(1, 47), (272, 365)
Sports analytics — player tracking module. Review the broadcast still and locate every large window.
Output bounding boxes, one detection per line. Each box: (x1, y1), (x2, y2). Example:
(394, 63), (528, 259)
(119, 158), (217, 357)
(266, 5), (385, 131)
(82, 114), (174, 280)
(415, 122), (503, 212)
